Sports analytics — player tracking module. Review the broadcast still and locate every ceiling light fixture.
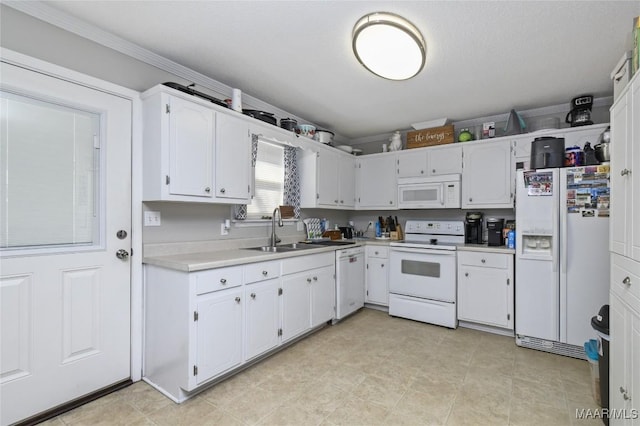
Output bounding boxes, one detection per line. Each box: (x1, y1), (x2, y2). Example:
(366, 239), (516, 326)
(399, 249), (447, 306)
(352, 12), (426, 81)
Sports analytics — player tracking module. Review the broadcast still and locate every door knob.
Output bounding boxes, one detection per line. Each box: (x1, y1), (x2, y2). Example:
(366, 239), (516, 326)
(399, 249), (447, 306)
(115, 249), (129, 260)
(204, 187), (211, 193)
(220, 188), (226, 193)
(251, 293), (256, 299)
(621, 169), (631, 176)
(622, 276), (631, 286)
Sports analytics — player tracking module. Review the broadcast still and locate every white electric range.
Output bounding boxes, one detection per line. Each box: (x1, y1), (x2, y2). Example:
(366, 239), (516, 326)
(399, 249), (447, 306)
(388, 220), (464, 328)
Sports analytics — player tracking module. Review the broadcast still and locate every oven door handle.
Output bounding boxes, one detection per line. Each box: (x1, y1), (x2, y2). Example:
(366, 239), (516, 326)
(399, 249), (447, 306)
(390, 247), (456, 255)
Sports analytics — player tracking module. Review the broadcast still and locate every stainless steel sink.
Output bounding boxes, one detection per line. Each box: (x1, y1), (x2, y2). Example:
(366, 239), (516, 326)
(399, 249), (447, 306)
(244, 243), (317, 253)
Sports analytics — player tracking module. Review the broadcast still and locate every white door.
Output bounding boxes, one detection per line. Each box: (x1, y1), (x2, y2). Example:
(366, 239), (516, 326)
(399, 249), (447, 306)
(317, 149), (339, 206)
(397, 150), (428, 178)
(428, 145), (462, 175)
(244, 279), (280, 361)
(357, 155), (397, 209)
(609, 91), (630, 257)
(310, 266), (335, 327)
(338, 155), (356, 208)
(366, 257), (389, 305)
(281, 273), (311, 342)
(389, 248), (457, 302)
(462, 140), (513, 208)
(0, 63), (131, 425)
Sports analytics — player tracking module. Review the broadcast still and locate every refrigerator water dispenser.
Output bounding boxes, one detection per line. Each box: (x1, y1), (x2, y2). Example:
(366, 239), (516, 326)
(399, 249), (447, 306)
(522, 235), (553, 255)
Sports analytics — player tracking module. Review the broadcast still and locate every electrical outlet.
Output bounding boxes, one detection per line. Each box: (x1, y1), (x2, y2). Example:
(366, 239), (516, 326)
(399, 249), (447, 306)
(220, 223), (229, 236)
(144, 211), (161, 226)
(368, 221), (374, 227)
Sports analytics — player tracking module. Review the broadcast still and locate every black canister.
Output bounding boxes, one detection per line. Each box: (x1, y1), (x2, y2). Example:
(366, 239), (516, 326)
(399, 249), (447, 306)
(487, 218), (505, 246)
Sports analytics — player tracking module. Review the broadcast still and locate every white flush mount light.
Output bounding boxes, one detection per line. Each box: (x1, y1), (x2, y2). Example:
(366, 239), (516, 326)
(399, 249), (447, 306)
(352, 12), (426, 80)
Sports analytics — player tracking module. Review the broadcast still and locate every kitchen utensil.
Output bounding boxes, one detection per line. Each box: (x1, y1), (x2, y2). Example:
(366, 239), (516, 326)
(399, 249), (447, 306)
(565, 94), (594, 127)
(530, 137), (565, 169)
(314, 129), (334, 143)
(594, 142), (610, 162)
(280, 118), (297, 131)
(296, 124), (316, 137)
(243, 109), (277, 126)
(162, 82), (228, 107)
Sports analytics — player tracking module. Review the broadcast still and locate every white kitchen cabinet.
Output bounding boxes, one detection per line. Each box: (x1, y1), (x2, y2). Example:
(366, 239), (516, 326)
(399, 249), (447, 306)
(610, 291), (639, 425)
(610, 73), (640, 262)
(310, 265), (336, 328)
(396, 145), (462, 178)
(339, 155), (357, 208)
(195, 288), (243, 385)
(141, 85), (251, 204)
(457, 251), (514, 330)
(462, 139), (514, 208)
(365, 245), (389, 306)
(356, 153), (397, 209)
(298, 146), (355, 209)
(214, 113), (251, 201)
(244, 278), (281, 361)
(280, 271), (311, 342)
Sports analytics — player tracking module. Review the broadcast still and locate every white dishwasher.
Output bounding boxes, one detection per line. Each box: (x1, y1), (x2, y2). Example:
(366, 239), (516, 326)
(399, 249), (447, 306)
(335, 246), (365, 320)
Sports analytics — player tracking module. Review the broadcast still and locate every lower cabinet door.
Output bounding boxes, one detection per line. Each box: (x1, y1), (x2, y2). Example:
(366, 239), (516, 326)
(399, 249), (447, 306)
(244, 279), (281, 361)
(310, 266), (336, 328)
(458, 265), (512, 329)
(366, 257), (388, 306)
(194, 288), (243, 385)
(281, 273), (311, 342)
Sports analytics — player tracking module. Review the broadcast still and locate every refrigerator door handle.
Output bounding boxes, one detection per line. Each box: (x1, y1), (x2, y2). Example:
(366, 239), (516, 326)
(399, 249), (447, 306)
(560, 170), (567, 274)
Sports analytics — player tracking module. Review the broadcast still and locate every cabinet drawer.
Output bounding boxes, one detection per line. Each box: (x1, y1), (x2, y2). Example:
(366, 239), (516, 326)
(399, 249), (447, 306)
(244, 260), (281, 284)
(458, 251), (509, 269)
(194, 265), (243, 295)
(366, 245), (389, 258)
(282, 252), (334, 275)
(611, 254), (640, 313)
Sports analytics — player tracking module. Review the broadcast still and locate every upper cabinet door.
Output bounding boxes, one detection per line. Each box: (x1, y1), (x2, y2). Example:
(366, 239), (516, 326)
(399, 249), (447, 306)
(462, 140), (513, 208)
(428, 145), (462, 176)
(215, 113), (251, 201)
(339, 155), (356, 208)
(168, 96), (214, 197)
(316, 149), (340, 206)
(357, 154), (397, 209)
(397, 150), (428, 178)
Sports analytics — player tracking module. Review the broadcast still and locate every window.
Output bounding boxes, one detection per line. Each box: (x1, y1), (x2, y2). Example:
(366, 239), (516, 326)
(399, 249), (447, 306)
(246, 140), (284, 219)
(1, 91), (101, 249)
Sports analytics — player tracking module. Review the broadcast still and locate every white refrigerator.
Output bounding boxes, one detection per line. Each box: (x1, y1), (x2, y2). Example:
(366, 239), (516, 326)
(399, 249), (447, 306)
(515, 166), (610, 357)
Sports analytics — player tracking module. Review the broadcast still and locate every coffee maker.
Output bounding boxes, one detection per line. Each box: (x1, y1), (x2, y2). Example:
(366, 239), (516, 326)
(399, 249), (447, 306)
(565, 94), (594, 127)
(465, 212), (483, 244)
(487, 218), (505, 246)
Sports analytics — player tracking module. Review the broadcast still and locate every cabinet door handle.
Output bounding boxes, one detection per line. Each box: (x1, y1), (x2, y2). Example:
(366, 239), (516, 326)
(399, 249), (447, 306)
(389, 201), (393, 204)
(334, 199), (339, 203)
(220, 278), (227, 284)
(620, 386), (626, 394)
(622, 276), (631, 286)
(251, 293), (256, 299)
(465, 272), (469, 277)
(204, 187), (211, 193)
(340, 200), (344, 204)
(313, 276), (318, 281)
(307, 278), (312, 283)
(262, 270), (268, 276)
(481, 259), (486, 264)
(620, 168), (631, 176)
(235, 296), (241, 303)
(469, 198), (473, 202)
(381, 264), (384, 268)
(220, 188), (226, 193)
(421, 170), (424, 174)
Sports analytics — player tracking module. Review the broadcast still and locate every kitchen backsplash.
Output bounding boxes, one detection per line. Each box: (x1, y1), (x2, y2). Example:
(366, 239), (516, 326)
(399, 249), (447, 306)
(143, 202), (513, 246)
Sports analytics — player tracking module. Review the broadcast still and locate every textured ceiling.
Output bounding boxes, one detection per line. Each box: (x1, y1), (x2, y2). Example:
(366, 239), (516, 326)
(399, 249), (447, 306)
(43, 1), (640, 139)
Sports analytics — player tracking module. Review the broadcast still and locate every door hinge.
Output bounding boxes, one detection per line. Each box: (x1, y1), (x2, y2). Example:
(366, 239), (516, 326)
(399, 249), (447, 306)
(366, 290), (369, 296)
(193, 311), (198, 321)
(278, 328), (283, 336)
(507, 314), (511, 321)
(166, 104), (170, 114)
(248, 185), (251, 193)
(316, 193), (319, 200)
(366, 264), (369, 269)
(166, 175), (170, 185)
(278, 288), (283, 295)
(193, 365), (198, 376)
(507, 278), (510, 286)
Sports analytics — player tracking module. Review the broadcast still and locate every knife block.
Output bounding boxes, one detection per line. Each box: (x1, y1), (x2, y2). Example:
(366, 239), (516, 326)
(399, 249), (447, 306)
(390, 224), (404, 240)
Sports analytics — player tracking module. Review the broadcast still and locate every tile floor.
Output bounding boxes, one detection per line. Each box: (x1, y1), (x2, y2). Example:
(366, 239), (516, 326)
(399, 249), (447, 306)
(41, 309), (603, 425)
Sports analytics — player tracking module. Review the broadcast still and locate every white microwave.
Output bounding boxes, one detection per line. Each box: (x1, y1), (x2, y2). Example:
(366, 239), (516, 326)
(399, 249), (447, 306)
(397, 174), (461, 209)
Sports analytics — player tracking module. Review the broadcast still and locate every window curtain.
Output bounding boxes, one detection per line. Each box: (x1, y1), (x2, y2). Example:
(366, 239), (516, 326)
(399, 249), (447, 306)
(233, 134), (259, 220)
(283, 146), (301, 219)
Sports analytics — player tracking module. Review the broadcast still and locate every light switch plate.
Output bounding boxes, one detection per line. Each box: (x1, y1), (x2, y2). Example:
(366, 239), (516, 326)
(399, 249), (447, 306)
(144, 211), (161, 226)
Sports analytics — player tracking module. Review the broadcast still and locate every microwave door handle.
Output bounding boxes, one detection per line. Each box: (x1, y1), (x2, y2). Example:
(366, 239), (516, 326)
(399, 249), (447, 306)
(439, 183), (444, 205)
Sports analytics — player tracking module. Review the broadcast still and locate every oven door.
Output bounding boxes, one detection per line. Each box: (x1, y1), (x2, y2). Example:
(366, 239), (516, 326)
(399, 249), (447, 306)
(389, 247), (456, 302)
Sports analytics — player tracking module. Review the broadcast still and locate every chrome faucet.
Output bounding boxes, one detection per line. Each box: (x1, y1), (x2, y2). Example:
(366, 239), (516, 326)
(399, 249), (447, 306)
(270, 207), (283, 247)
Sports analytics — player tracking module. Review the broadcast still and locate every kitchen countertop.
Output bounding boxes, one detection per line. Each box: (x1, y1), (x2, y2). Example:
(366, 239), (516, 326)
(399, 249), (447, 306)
(143, 238), (510, 272)
(457, 244), (516, 254)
